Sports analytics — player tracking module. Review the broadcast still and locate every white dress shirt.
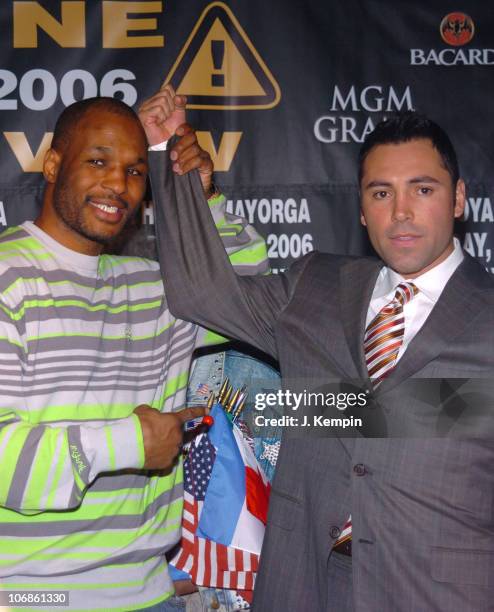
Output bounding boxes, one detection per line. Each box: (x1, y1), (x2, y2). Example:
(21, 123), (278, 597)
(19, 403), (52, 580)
(148, 140), (168, 151)
(366, 238), (464, 362)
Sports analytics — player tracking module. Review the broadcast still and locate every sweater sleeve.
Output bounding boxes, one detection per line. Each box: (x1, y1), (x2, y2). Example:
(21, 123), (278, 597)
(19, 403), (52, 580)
(0, 303), (144, 514)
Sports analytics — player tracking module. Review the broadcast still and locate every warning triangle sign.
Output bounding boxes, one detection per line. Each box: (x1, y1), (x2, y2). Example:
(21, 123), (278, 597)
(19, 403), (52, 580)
(165, 2), (281, 110)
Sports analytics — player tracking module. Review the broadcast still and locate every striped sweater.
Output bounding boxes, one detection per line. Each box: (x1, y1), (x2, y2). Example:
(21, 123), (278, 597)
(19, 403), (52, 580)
(0, 198), (268, 611)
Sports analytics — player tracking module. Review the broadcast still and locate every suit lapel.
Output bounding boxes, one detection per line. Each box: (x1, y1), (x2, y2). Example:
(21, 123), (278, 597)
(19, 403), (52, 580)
(377, 255), (491, 395)
(340, 258), (382, 381)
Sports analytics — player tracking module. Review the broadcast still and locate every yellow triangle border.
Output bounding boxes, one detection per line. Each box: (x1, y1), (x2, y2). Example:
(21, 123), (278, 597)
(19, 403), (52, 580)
(164, 2), (281, 110)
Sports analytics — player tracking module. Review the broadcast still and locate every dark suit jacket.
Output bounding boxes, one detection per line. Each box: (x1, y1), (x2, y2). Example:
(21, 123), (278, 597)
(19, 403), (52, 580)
(149, 151), (494, 612)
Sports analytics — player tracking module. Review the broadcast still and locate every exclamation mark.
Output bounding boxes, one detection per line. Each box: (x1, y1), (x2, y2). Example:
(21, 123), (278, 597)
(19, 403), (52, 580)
(211, 40), (225, 87)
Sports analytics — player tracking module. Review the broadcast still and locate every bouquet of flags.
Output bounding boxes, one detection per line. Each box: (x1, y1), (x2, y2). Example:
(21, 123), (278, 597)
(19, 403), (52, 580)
(170, 381), (271, 598)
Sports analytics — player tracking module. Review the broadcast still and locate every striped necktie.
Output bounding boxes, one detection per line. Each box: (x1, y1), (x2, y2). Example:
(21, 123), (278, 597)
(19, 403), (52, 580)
(332, 282), (419, 557)
(364, 282), (419, 386)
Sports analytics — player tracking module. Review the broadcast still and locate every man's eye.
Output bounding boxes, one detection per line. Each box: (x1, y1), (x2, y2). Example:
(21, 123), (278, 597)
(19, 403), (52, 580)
(128, 168), (142, 176)
(89, 159), (104, 167)
(418, 186), (433, 195)
(373, 191), (388, 200)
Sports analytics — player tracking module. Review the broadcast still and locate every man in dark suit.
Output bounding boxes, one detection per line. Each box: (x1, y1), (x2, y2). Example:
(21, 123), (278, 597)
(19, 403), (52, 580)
(151, 113), (494, 611)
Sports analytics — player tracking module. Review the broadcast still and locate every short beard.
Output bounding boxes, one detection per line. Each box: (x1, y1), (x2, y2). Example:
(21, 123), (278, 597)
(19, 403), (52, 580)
(52, 176), (132, 247)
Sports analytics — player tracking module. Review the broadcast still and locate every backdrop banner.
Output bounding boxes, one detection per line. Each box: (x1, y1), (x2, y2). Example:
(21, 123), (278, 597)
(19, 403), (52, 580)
(1, 1), (493, 272)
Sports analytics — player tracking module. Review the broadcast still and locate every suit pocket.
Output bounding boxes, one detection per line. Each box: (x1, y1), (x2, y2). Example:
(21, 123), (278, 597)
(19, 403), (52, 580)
(267, 487), (302, 531)
(431, 547), (494, 587)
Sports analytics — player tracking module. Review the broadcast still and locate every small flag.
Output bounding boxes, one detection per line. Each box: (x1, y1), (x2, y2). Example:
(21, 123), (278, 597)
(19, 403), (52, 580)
(259, 440), (280, 467)
(197, 405), (271, 555)
(170, 422), (260, 589)
(196, 382), (211, 396)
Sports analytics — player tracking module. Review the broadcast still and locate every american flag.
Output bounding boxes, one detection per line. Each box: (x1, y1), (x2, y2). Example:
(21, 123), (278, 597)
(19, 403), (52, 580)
(171, 433), (259, 591)
(196, 382), (210, 396)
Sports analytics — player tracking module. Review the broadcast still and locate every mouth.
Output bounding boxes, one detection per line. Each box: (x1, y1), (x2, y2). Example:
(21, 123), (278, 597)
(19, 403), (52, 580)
(389, 234), (421, 245)
(88, 198), (126, 223)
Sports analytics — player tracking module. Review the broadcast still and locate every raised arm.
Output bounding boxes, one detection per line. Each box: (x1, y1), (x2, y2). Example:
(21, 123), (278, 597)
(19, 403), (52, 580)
(138, 85), (280, 353)
(149, 145), (312, 360)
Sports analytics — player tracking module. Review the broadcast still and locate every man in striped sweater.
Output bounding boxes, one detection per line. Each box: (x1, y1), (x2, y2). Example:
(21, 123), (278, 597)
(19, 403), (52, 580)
(0, 87), (268, 611)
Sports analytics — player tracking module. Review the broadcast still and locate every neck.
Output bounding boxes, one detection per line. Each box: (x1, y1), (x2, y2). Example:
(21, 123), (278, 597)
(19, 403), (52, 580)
(35, 198), (103, 256)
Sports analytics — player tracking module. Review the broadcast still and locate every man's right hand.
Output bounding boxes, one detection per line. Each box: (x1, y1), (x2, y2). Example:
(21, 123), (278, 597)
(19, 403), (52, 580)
(138, 83), (186, 146)
(134, 405), (206, 470)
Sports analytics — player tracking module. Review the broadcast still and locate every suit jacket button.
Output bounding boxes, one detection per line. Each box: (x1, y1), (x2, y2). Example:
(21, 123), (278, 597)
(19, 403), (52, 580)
(353, 463), (366, 476)
(329, 526), (341, 539)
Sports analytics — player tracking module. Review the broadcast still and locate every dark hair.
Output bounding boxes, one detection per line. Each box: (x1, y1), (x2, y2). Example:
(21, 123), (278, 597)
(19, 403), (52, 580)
(358, 111), (459, 186)
(51, 97), (141, 153)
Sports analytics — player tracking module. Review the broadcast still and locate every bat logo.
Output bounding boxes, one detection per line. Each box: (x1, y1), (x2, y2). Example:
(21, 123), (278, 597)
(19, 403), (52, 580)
(440, 12), (475, 46)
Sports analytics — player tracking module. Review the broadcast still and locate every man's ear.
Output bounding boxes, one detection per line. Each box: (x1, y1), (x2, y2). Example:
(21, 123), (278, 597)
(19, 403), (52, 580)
(43, 148), (61, 184)
(360, 208), (367, 227)
(454, 179), (466, 219)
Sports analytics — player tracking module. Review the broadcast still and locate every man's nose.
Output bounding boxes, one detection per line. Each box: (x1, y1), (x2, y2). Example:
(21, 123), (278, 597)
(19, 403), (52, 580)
(391, 191), (413, 222)
(101, 167), (127, 195)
